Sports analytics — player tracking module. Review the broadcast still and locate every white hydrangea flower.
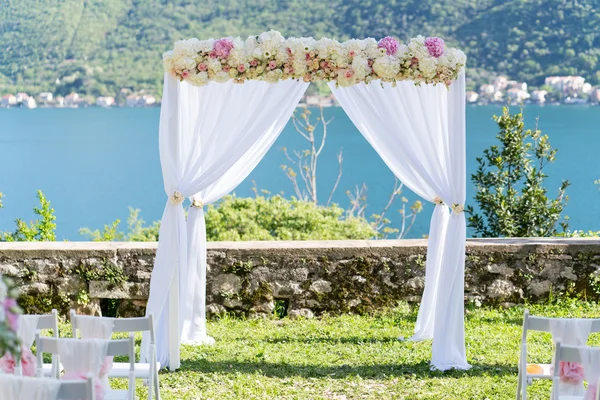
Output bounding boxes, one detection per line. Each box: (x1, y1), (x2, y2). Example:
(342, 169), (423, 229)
(214, 71), (230, 82)
(286, 37), (315, 56)
(207, 58), (222, 73)
(351, 56), (370, 80)
(188, 71), (209, 86)
(172, 38), (202, 59)
(372, 55), (400, 79)
(343, 39), (368, 54)
(396, 44), (409, 59)
(419, 57), (438, 78)
(363, 39), (380, 59)
(292, 59), (308, 75)
(408, 36), (429, 59)
(264, 69), (283, 83)
(197, 39), (215, 53)
(259, 30), (285, 55)
(315, 38), (338, 58)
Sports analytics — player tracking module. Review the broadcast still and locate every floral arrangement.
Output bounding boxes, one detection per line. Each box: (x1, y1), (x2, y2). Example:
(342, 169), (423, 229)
(0, 274), (22, 359)
(163, 30), (466, 88)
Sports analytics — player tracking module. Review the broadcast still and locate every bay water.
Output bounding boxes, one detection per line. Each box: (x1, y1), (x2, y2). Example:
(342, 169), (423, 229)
(0, 105), (598, 240)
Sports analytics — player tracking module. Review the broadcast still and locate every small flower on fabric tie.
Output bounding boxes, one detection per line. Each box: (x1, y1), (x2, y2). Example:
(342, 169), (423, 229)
(433, 197), (444, 206)
(170, 191), (184, 205)
(559, 361), (585, 385)
(451, 203), (464, 214)
(424, 37), (445, 58)
(191, 198), (204, 208)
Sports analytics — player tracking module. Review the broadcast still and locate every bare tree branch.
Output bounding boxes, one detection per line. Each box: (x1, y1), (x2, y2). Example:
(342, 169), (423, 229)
(327, 149), (343, 206)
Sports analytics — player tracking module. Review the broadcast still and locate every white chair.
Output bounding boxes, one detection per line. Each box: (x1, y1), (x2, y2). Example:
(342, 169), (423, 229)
(517, 310), (600, 400)
(15, 309), (60, 377)
(36, 335), (136, 400)
(552, 343), (600, 400)
(0, 373), (95, 400)
(70, 310), (161, 400)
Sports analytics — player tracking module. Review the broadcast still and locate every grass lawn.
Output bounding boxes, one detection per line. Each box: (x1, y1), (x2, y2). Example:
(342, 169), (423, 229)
(112, 301), (600, 399)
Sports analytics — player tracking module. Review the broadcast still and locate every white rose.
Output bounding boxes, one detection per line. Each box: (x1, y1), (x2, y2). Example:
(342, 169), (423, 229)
(372, 55), (400, 79)
(364, 39), (380, 58)
(337, 70), (357, 87)
(418, 57), (438, 78)
(351, 56), (370, 80)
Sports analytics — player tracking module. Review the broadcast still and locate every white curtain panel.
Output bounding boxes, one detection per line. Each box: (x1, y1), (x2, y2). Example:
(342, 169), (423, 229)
(579, 347), (600, 400)
(0, 374), (61, 400)
(329, 73), (469, 370)
(145, 74), (308, 368)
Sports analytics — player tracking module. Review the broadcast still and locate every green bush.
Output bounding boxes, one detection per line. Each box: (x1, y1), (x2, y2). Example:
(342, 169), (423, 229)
(80, 194), (377, 242)
(1, 190), (57, 242)
(466, 107), (570, 237)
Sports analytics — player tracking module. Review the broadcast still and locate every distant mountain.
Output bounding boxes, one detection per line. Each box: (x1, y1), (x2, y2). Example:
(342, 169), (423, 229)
(1, 0), (598, 96)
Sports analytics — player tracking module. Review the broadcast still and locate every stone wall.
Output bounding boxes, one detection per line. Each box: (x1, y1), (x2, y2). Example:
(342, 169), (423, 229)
(1, 238), (600, 318)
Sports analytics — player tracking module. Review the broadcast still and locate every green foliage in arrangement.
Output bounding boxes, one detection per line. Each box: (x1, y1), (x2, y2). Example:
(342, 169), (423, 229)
(466, 107), (570, 237)
(1, 0), (599, 95)
(1, 190), (57, 242)
(79, 194), (377, 242)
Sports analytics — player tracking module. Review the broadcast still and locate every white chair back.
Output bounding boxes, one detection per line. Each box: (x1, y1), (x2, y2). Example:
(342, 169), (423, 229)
(70, 310), (160, 400)
(0, 373), (93, 400)
(15, 310), (60, 377)
(36, 335), (136, 400)
(552, 343), (600, 400)
(517, 309), (600, 400)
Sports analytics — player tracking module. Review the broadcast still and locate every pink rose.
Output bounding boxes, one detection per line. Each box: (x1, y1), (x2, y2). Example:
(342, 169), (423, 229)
(559, 361), (585, 384)
(250, 59), (258, 67)
(237, 64), (246, 72)
(268, 60), (277, 70)
(213, 38), (234, 58)
(344, 70), (354, 78)
(305, 53), (311, 61)
(4, 298), (19, 332)
(288, 67), (294, 74)
(349, 50), (356, 57)
(209, 51), (217, 59)
(197, 64), (207, 72)
(181, 70), (190, 79)
(0, 346), (37, 376)
(222, 65), (231, 72)
(62, 372), (105, 400)
(286, 47), (292, 55)
(424, 37), (445, 58)
(378, 36), (400, 56)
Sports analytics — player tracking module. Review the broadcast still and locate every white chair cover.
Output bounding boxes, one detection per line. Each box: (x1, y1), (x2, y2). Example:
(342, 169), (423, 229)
(144, 74), (308, 368)
(17, 315), (41, 347)
(329, 73), (468, 370)
(58, 338), (108, 377)
(579, 346), (600, 400)
(75, 316), (115, 389)
(550, 319), (593, 396)
(0, 374), (61, 400)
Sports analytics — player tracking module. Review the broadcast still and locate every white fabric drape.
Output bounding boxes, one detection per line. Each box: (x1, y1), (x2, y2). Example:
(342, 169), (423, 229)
(17, 315), (40, 347)
(58, 339), (108, 376)
(329, 73), (468, 370)
(579, 347), (600, 400)
(549, 319), (593, 396)
(0, 374), (61, 400)
(145, 74), (308, 368)
(74, 316), (115, 389)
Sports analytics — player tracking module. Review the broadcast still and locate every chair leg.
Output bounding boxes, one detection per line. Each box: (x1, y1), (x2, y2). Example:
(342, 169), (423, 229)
(516, 368), (522, 400)
(147, 371), (154, 400)
(154, 369), (160, 400)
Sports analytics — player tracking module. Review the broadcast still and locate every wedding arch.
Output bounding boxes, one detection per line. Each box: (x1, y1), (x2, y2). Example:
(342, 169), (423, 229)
(142, 30), (469, 372)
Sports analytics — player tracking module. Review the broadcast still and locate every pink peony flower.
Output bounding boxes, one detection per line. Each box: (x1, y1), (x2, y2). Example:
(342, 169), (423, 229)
(4, 298), (19, 332)
(344, 70), (354, 78)
(0, 346), (37, 376)
(268, 60), (277, 70)
(213, 38), (234, 58)
(424, 37), (445, 58)
(378, 36), (400, 56)
(197, 64), (207, 72)
(237, 64), (246, 73)
(559, 361), (585, 384)
(181, 70), (190, 79)
(250, 59), (258, 67)
(62, 372), (105, 400)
